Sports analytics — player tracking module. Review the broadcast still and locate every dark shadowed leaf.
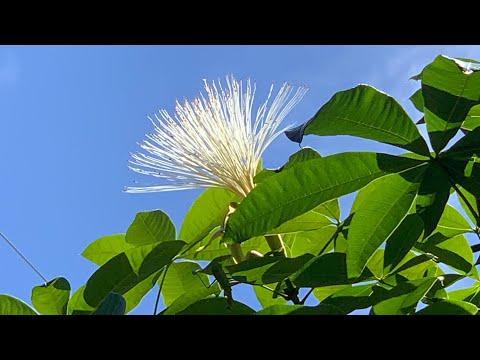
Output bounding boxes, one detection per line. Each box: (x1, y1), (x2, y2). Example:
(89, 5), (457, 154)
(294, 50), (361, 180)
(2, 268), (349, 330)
(455, 185), (479, 226)
(68, 286), (94, 315)
(162, 284), (221, 315)
(84, 241), (185, 307)
(31, 277), (71, 315)
(225, 152), (426, 244)
(410, 89), (424, 113)
(371, 277), (437, 315)
(322, 283), (374, 314)
(416, 299), (478, 315)
(227, 254), (314, 285)
(415, 233), (475, 275)
(290, 253), (371, 288)
(384, 214), (424, 274)
(415, 162), (451, 237)
(126, 210), (176, 246)
(256, 304), (344, 315)
(92, 292), (126, 315)
(176, 297), (255, 315)
(421, 55), (480, 153)
(285, 85), (429, 156)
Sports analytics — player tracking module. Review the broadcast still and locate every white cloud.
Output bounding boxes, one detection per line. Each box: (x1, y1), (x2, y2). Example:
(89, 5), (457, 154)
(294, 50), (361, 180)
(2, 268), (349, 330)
(0, 49), (19, 86)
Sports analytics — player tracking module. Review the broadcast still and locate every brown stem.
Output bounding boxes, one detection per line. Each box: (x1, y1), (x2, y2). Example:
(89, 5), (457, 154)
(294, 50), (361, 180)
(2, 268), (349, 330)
(228, 243), (244, 264)
(265, 234), (287, 257)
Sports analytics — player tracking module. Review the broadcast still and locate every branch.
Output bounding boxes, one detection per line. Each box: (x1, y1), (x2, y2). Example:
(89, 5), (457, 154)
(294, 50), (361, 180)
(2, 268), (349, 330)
(154, 264), (170, 315)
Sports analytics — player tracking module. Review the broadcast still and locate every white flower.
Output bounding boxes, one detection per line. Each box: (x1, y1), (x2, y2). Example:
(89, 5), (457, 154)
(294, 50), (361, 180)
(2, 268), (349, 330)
(126, 75), (308, 198)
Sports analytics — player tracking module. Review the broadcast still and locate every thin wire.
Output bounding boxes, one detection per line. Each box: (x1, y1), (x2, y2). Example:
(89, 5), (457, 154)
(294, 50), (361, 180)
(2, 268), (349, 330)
(0, 231), (48, 284)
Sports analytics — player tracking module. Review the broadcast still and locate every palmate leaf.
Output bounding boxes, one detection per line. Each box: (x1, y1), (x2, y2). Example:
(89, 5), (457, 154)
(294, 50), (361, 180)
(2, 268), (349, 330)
(225, 152), (426, 244)
(178, 188), (239, 255)
(83, 241), (185, 307)
(31, 277), (71, 315)
(371, 277), (438, 315)
(161, 261), (210, 307)
(419, 55), (480, 153)
(0, 295), (37, 315)
(126, 210), (176, 246)
(285, 85), (429, 156)
(416, 299), (478, 315)
(347, 166), (426, 277)
(415, 233), (476, 276)
(256, 304), (344, 315)
(82, 234), (135, 266)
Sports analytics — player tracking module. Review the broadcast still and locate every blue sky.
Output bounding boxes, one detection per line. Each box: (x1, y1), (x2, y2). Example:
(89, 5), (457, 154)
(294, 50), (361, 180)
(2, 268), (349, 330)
(1, 45), (480, 315)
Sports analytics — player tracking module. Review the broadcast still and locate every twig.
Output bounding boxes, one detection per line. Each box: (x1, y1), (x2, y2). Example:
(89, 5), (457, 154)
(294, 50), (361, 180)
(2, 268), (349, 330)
(0, 231), (48, 284)
(300, 288), (314, 305)
(154, 265), (170, 315)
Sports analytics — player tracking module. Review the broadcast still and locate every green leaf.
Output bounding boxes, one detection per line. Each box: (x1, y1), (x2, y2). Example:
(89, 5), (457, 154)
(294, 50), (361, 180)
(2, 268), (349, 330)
(255, 147), (323, 184)
(254, 285), (287, 308)
(384, 214), (424, 274)
(421, 55), (480, 153)
(82, 234), (135, 266)
(445, 126), (480, 158)
(179, 188), (239, 248)
(126, 210), (176, 246)
(321, 283), (374, 314)
(283, 226), (338, 258)
(371, 277), (437, 315)
(347, 167), (426, 277)
(180, 233), (270, 261)
(410, 89), (424, 113)
(315, 199), (341, 222)
(0, 295), (37, 315)
(425, 274), (464, 300)
(389, 253), (437, 281)
(256, 304), (344, 315)
(441, 157), (480, 203)
(268, 206), (333, 235)
(123, 271), (162, 314)
(448, 283), (480, 306)
(84, 240), (185, 307)
(225, 152), (426, 244)
(175, 297), (255, 315)
(92, 292), (126, 315)
(227, 254), (314, 285)
(162, 284), (220, 315)
(291, 253), (370, 288)
(461, 105), (480, 131)
(31, 277), (71, 315)
(415, 299), (478, 315)
(313, 285), (350, 302)
(365, 249), (385, 279)
(416, 233), (475, 275)
(415, 162), (451, 237)
(435, 204), (473, 237)
(285, 85), (430, 156)
(455, 185), (479, 226)
(162, 261), (210, 307)
(68, 286), (94, 315)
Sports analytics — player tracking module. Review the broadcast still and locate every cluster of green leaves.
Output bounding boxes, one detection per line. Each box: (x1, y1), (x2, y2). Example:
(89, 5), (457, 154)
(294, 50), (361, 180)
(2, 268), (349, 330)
(3, 55), (480, 315)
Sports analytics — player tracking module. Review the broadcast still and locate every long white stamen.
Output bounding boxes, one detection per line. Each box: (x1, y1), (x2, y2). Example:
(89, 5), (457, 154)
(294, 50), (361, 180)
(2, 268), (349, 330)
(126, 75), (308, 197)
